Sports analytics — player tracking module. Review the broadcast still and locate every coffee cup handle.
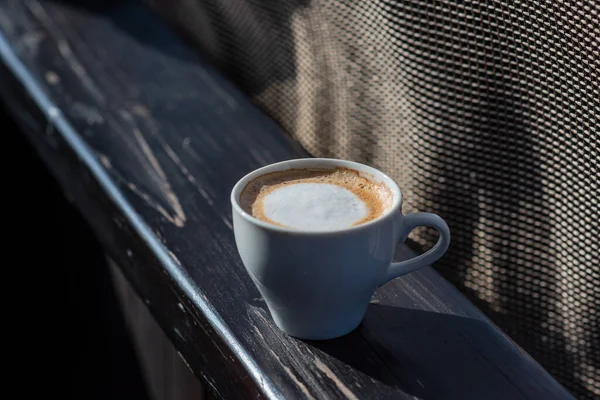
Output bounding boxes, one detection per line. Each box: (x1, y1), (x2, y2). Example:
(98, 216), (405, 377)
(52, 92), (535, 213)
(379, 213), (450, 286)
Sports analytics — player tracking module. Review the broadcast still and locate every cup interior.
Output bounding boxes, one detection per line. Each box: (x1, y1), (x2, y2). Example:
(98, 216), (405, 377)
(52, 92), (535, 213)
(231, 158), (402, 234)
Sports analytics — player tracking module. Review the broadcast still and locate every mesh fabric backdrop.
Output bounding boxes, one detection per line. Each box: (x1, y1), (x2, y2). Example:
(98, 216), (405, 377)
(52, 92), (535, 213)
(145, 0), (599, 398)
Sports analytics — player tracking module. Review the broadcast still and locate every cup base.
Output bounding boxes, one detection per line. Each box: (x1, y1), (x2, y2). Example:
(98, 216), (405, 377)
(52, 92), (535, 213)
(272, 314), (363, 341)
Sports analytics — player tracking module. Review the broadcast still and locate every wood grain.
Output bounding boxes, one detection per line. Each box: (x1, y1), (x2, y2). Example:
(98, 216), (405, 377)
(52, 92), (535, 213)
(0, 1), (574, 398)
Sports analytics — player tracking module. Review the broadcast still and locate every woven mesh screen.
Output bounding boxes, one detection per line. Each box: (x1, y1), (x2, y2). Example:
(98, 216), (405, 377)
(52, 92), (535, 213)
(147, 0), (599, 397)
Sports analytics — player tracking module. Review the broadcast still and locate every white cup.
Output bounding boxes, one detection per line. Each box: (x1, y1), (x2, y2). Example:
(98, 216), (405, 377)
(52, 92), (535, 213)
(231, 158), (450, 340)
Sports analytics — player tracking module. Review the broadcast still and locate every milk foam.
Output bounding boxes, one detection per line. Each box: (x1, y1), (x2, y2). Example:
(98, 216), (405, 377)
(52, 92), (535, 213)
(239, 167), (393, 230)
(263, 183), (367, 231)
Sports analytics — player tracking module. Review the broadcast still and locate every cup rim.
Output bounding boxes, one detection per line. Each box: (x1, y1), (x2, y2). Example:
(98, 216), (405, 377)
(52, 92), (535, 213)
(230, 158), (402, 235)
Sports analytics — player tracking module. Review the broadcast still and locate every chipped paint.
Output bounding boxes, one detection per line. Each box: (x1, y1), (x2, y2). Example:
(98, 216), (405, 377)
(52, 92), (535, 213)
(21, 30), (45, 56)
(267, 347), (314, 399)
(173, 327), (186, 342)
(130, 126), (186, 227)
(98, 154), (112, 169)
(315, 358), (360, 400)
(131, 104), (150, 118)
(71, 102), (104, 125)
(27, 2), (105, 102)
(45, 70), (59, 85)
(168, 250), (182, 266)
(221, 215), (233, 230)
(252, 325), (265, 341)
(164, 143), (214, 205)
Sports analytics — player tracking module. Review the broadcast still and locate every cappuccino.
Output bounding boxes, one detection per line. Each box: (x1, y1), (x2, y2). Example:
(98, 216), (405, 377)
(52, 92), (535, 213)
(240, 168), (393, 231)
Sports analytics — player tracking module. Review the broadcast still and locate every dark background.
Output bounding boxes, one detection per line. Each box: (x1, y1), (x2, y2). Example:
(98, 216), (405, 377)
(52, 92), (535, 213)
(3, 106), (150, 399)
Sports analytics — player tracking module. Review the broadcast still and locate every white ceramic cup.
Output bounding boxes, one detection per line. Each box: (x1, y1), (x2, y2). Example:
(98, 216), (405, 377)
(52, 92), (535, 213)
(231, 158), (450, 340)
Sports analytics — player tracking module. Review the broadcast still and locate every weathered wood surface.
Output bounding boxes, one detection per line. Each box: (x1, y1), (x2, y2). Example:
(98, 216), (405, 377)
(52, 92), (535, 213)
(0, 1), (573, 399)
(109, 257), (206, 400)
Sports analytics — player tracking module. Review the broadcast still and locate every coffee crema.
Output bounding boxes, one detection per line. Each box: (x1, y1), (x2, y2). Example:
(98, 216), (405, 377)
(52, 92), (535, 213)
(240, 167), (393, 230)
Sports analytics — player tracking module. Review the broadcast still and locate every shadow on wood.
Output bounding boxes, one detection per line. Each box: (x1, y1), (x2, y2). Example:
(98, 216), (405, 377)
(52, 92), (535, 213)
(308, 305), (537, 399)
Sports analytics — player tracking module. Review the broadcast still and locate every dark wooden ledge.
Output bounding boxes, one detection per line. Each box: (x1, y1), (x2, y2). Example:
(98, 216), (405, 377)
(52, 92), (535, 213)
(0, 1), (573, 399)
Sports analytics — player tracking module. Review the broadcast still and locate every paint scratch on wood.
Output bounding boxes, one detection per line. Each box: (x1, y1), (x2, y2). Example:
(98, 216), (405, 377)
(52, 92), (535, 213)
(405, 277), (452, 315)
(131, 104), (150, 118)
(130, 125), (167, 180)
(71, 102), (104, 125)
(27, 1), (105, 103)
(164, 143), (214, 206)
(21, 30), (45, 56)
(315, 358), (360, 400)
(268, 348), (314, 399)
(167, 250), (182, 267)
(173, 327), (186, 342)
(176, 351), (195, 375)
(98, 154), (111, 169)
(130, 126), (186, 227)
(252, 307), (272, 326)
(221, 215), (233, 230)
(56, 38), (103, 101)
(45, 70), (60, 85)
(127, 182), (184, 227)
(252, 325), (265, 341)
